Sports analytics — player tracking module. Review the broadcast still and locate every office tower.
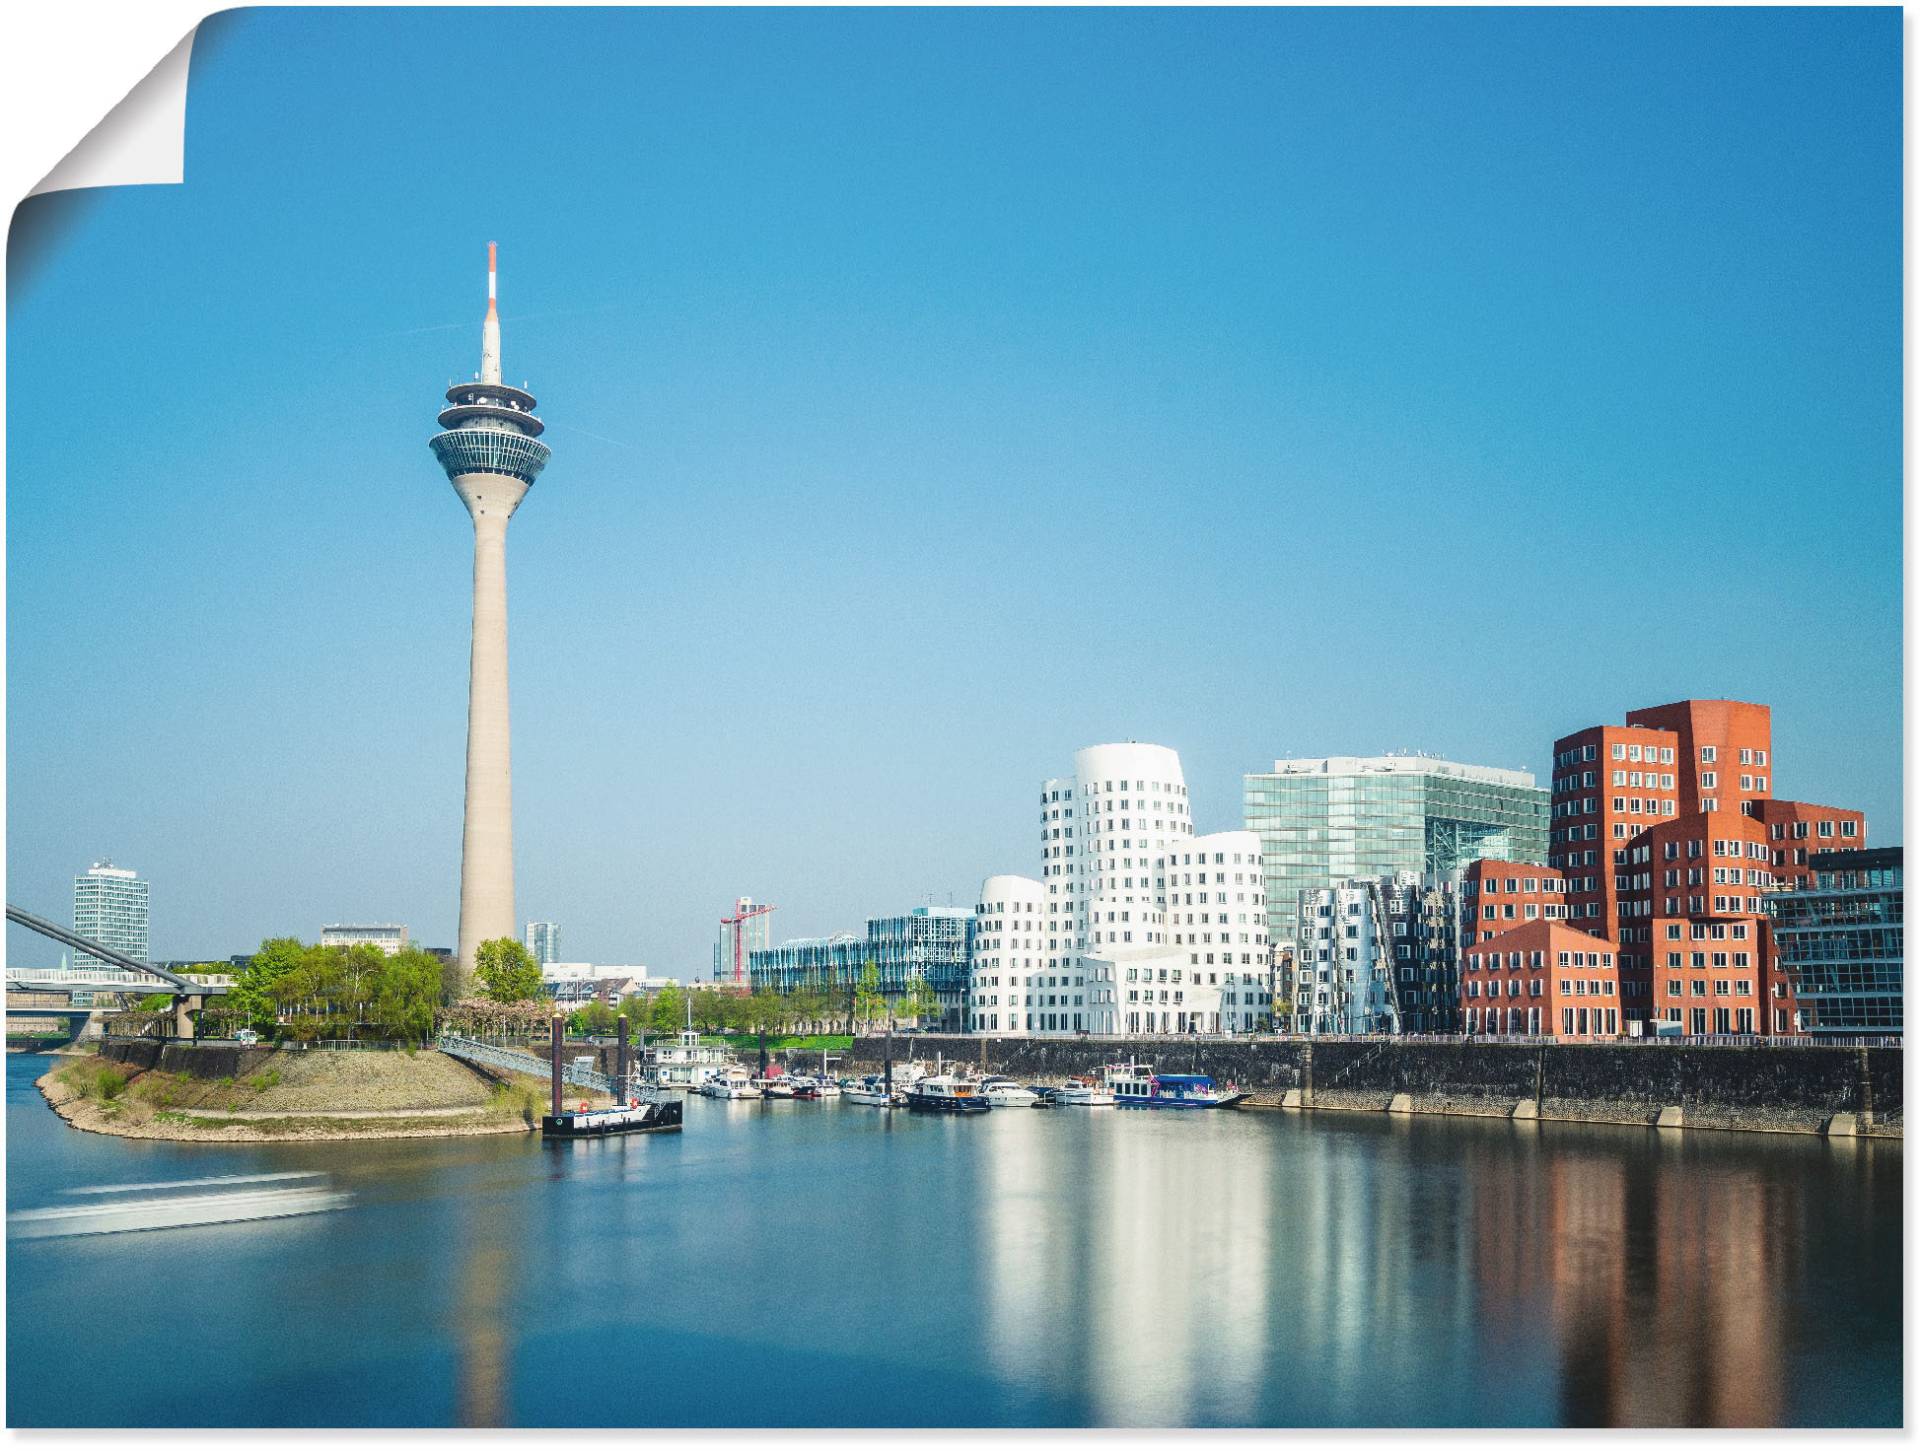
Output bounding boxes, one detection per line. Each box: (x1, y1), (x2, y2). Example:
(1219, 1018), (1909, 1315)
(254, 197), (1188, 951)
(73, 859), (148, 969)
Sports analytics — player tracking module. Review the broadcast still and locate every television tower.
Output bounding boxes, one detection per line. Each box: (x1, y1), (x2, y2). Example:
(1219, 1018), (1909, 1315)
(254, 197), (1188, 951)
(429, 243), (551, 977)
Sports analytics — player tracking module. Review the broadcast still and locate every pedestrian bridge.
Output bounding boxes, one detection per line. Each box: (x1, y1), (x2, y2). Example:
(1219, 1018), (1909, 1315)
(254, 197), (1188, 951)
(436, 1033), (615, 1094)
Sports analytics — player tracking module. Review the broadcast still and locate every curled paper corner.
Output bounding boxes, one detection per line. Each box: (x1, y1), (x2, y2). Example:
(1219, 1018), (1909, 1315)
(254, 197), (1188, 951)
(29, 26), (198, 197)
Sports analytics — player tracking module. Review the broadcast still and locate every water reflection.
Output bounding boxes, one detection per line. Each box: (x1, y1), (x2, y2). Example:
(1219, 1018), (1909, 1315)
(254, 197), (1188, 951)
(971, 1110), (1898, 1428)
(5, 1053), (1900, 1430)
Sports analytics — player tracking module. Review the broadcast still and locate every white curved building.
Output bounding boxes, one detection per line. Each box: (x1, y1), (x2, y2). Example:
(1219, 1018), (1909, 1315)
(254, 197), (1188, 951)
(973, 742), (1272, 1036)
(969, 874), (1046, 1035)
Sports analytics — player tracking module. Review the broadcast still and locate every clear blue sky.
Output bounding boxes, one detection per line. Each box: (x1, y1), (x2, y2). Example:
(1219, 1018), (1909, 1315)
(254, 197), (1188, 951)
(7, 6), (1900, 973)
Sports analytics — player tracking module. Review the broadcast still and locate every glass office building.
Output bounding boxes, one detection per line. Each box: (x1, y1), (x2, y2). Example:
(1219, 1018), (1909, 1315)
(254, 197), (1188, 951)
(1766, 847), (1902, 1037)
(524, 921), (560, 965)
(751, 906), (974, 1030)
(1244, 755), (1549, 949)
(73, 859), (149, 969)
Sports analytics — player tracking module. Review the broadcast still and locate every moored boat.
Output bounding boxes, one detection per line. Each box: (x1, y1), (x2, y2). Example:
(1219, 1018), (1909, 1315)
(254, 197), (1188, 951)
(844, 1074), (894, 1106)
(699, 1066), (761, 1100)
(544, 1092), (684, 1137)
(1106, 1062), (1247, 1109)
(1055, 1073), (1116, 1107)
(980, 1075), (1040, 1108)
(904, 1073), (991, 1114)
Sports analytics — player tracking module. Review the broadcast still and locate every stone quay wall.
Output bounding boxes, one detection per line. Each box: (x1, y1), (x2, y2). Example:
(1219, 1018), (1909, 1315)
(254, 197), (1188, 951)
(844, 1034), (1902, 1137)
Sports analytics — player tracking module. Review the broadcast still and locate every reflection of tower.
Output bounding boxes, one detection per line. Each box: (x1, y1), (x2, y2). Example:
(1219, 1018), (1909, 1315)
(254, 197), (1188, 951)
(430, 244), (551, 976)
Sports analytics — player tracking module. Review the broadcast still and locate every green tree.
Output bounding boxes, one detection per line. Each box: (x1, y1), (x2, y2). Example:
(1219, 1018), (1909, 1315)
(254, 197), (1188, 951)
(691, 988), (729, 1033)
(474, 937), (545, 1003)
(226, 936), (306, 1037)
(854, 961), (887, 1032)
(648, 984), (687, 1037)
(897, 976), (939, 1027)
(368, 947), (443, 1044)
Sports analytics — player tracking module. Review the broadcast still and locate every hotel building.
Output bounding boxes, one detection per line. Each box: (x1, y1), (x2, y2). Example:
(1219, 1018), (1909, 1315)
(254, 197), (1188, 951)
(73, 860), (149, 970)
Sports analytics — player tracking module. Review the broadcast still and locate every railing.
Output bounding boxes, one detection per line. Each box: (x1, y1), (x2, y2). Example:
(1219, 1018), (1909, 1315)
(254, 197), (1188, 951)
(436, 1032), (626, 1096)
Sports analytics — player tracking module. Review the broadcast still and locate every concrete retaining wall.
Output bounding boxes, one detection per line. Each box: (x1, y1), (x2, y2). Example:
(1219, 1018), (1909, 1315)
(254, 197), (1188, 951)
(845, 1034), (1901, 1134)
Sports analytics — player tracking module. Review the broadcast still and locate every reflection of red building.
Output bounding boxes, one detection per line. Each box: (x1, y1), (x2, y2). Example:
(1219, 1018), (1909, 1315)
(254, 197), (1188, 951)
(1547, 699), (1864, 1035)
(1460, 920), (1621, 1039)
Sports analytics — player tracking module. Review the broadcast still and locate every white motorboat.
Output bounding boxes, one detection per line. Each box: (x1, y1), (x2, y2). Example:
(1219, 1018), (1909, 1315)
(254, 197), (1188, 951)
(9, 1172), (350, 1239)
(699, 1066), (761, 1100)
(980, 1075), (1040, 1108)
(844, 1074), (896, 1107)
(1056, 1073), (1116, 1107)
(753, 1072), (796, 1099)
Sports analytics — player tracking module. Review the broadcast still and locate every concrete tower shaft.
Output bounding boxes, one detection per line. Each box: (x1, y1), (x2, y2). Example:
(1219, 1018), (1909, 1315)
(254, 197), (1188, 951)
(429, 243), (551, 977)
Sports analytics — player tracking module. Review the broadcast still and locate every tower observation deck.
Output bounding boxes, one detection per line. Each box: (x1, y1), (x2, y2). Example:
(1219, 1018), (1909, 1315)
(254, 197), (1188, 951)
(433, 242), (550, 977)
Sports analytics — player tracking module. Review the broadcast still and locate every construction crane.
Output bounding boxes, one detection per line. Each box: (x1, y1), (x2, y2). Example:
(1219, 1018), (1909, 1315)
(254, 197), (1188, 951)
(720, 898), (777, 987)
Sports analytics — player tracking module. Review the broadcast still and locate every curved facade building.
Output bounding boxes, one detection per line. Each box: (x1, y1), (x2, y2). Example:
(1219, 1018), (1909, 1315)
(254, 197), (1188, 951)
(973, 742), (1273, 1036)
(969, 874), (1045, 1035)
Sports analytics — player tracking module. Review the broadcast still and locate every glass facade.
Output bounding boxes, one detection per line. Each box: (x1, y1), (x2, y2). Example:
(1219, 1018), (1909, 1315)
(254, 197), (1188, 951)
(1245, 757), (1549, 948)
(750, 906), (975, 1029)
(1766, 847), (1902, 1037)
(524, 921), (560, 965)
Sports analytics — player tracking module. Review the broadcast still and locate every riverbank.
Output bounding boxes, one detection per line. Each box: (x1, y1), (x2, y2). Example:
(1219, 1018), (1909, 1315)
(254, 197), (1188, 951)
(848, 1034), (1903, 1139)
(35, 1045), (595, 1143)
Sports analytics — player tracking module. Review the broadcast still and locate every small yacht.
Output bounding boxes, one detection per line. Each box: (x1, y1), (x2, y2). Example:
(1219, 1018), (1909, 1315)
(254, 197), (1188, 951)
(699, 1066), (761, 1100)
(979, 1076), (1039, 1108)
(904, 1073), (991, 1115)
(787, 1078), (822, 1101)
(753, 1073), (795, 1099)
(844, 1074), (896, 1107)
(1106, 1062), (1247, 1109)
(1055, 1073), (1116, 1107)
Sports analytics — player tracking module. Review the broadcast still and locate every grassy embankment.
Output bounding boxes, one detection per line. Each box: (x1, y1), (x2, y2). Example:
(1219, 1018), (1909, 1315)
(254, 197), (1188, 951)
(39, 1046), (608, 1143)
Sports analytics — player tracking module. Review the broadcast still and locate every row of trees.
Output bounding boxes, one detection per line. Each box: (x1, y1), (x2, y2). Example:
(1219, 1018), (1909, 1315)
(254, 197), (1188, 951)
(199, 937), (447, 1044)
(193, 934), (944, 1045)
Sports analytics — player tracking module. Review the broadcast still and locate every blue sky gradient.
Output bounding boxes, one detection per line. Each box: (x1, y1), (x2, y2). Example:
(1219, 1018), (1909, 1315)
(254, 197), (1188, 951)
(7, 6), (1900, 971)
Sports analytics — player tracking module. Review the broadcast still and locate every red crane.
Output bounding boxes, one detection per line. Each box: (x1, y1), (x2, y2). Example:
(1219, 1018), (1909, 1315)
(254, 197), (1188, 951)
(720, 898), (776, 987)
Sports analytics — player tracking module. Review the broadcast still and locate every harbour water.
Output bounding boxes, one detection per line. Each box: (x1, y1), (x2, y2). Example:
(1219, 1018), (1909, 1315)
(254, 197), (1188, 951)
(4, 1054), (1900, 1428)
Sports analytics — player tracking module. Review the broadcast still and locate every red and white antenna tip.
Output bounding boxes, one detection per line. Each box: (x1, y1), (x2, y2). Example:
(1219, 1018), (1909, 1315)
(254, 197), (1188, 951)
(486, 242), (498, 310)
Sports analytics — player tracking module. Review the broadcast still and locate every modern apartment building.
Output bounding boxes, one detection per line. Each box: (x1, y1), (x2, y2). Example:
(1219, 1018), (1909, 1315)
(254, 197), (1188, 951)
(319, 924), (408, 956)
(971, 742), (1270, 1037)
(1460, 920), (1623, 1040)
(524, 920), (560, 964)
(1291, 872), (1461, 1034)
(73, 860), (148, 969)
(1766, 847), (1902, 1038)
(1244, 755), (1549, 952)
(750, 906), (974, 1031)
(1444, 698), (1869, 1038)
(1545, 698), (1864, 1036)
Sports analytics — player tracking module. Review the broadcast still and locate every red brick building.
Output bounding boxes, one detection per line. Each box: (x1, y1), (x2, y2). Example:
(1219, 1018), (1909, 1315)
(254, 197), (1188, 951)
(1547, 699), (1864, 1037)
(1460, 859), (1569, 951)
(1461, 920), (1623, 1040)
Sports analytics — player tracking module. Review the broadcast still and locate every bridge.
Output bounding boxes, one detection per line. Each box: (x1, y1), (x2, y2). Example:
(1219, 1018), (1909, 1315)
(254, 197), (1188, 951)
(6, 904), (228, 1039)
(436, 1033), (617, 1094)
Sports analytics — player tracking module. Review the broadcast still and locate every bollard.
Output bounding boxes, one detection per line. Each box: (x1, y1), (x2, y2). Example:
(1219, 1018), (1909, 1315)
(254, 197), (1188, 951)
(550, 1014), (563, 1119)
(617, 1015), (630, 1103)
